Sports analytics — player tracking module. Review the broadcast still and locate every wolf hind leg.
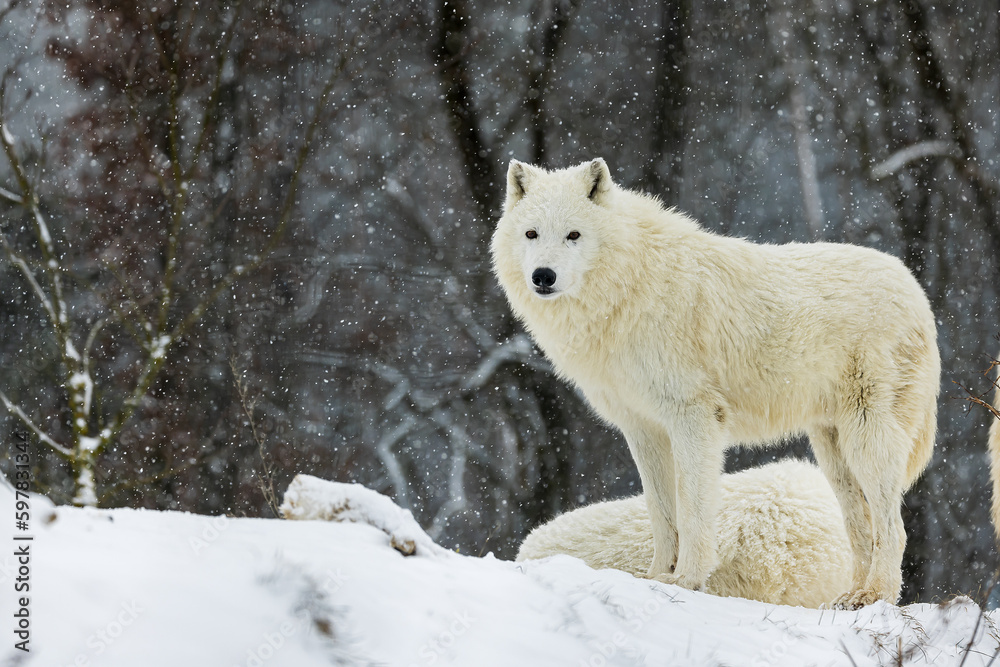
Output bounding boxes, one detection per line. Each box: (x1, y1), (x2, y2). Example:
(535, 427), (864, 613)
(839, 418), (910, 608)
(822, 400), (911, 608)
(808, 426), (868, 596)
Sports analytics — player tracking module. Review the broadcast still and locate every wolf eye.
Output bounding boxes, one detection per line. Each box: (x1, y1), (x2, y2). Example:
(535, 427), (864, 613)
(525, 230), (538, 239)
(567, 231), (581, 240)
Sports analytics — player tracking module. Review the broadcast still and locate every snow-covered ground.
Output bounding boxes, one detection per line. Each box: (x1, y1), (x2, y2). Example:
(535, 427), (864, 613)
(2, 477), (998, 667)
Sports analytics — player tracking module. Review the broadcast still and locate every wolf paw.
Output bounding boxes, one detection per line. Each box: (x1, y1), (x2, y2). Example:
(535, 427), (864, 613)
(831, 589), (891, 610)
(649, 571), (706, 591)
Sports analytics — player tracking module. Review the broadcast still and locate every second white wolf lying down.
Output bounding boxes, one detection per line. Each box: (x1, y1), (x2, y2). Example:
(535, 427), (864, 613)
(517, 459), (851, 608)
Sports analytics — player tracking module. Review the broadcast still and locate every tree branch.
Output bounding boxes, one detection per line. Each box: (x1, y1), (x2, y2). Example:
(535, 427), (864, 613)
(0, 390), (72, 458)
(0, 184), (22, 203)
(461, 334), (537, 392)
(871, 140), (960, 180)
(374, 414), (419, 508)
(185, 0), (244, 183)
(147, 6), (191, 340)
(0, 81), (92, 445)
(0, 103), (69, 336)
(898, 0), (1000, 251)
(172, 53), (349, 341)
(0, 235), (57, 325)
(426, 408), (470, 540)
(96, 47), (355, 463)
(231, 357), (279, 516)
(953, 359), (1000, 422)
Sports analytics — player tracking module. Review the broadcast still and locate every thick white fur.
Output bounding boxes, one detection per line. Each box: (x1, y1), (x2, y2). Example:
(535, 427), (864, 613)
(517, 460), (852, 608)
(492, 159), (940, 608)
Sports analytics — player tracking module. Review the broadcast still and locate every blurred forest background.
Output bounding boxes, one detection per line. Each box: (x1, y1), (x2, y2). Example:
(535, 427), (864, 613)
(1, 0), (998, 604)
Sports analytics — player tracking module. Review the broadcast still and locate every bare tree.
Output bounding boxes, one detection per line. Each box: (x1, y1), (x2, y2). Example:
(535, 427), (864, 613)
(0, 0), (359, 505)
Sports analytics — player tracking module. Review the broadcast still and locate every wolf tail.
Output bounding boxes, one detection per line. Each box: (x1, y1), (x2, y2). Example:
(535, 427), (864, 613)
(990, 359), (1000, 539)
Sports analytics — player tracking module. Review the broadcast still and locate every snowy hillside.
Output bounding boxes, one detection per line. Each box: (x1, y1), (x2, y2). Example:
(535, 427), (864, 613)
(2, 478), (998, 667)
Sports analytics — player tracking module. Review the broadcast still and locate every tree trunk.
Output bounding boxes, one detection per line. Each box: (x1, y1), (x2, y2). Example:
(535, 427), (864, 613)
(643, 0), (689, 204)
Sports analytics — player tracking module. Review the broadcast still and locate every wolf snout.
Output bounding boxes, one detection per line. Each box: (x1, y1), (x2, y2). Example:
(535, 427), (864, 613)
(532, 267), (557, 294)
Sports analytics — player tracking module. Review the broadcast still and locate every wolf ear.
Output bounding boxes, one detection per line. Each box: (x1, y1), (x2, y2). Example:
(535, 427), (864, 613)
(504, 160), (535, 213)
(585, 158), (612, 203)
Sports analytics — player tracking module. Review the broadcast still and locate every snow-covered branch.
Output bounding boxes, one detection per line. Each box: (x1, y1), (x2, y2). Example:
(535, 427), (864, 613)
(0, 236), (57, 324)
(0, 390), (73, 458)
(374, 415), (419, 509)
(0, 184), (22, 203)
(346, 334), (543, 418)
(0, 119), (68, 336)
(426, 409), (470, 540)
(462, 334), (537, 392)
(0, 98), (100, 488)
(82, 318), (107, 378)
(870, 140), (959, 180)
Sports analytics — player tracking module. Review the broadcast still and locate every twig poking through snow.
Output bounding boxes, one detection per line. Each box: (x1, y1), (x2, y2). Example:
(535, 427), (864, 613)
(231, 358), (279, 516)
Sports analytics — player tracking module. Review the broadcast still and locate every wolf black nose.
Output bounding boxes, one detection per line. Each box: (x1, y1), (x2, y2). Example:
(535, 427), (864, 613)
(532, 268), (557, 288)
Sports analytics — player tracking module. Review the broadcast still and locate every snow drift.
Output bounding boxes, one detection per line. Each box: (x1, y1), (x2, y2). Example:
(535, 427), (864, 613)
(1, 477), (998, 666)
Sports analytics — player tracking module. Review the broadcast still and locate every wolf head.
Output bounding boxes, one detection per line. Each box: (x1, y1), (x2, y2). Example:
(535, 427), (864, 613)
(492, 158), (614, 301)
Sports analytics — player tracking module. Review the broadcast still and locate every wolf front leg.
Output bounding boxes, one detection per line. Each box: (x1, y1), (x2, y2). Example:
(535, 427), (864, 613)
(623, 423), (679, 578)
(659, 408), (726, 590)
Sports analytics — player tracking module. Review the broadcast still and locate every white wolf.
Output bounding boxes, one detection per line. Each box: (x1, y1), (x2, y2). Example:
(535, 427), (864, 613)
(517, 459), (852, 608)
(491, 159), (939, 608)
